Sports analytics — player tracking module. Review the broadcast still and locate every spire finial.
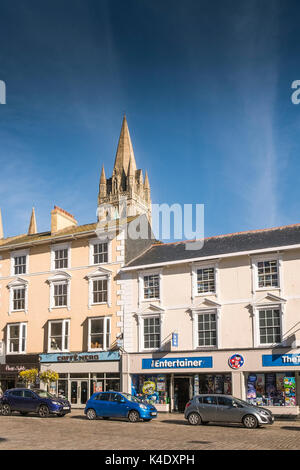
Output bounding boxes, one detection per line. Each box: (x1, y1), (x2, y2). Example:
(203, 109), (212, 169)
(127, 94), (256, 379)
(28, 207), (37, 235)
(113, 115), (137, 176)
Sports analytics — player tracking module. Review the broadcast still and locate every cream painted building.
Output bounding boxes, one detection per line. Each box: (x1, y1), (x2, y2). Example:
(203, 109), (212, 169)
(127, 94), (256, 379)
(0, 116), (154, 406)
(121, 226), (300, 415)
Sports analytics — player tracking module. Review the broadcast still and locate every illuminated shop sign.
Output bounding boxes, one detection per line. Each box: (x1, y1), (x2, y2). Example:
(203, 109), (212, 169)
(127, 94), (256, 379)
(142, 356), (213, 370)
(262, 354), (300, 367)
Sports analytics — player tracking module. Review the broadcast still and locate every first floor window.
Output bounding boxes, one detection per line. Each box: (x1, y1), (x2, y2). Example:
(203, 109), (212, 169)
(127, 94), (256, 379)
(89, 317), (110, 350)
(54, 248), (68, 269)
(143, 274), (160, 300)
(7, 323), (26, 353)
(143, 316), (160, 349)
(93, 279), (107, 304)
(12, 288), (25, 311)
(259, 308), (281, 344)
(54, 282), (68, 307)
(198, 312), (217, 347)
(48, 320), (70, 352)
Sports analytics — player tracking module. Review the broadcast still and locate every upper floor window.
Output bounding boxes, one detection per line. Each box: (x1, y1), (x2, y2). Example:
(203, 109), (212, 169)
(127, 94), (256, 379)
(143, 316), (160, 349)
(48, 319), (70, 352)
(86, 267), (112, 309)
(10, 250), (29, 276)
(144, 274), (160, 300)
(7, 323), (27, 354)
(89, 238), (111, 266)
(88, 317), (110, 351)
(7, 278), (28, 315)
(13, 288), (25, 311)
(51, 243), (71, 271)
(197, 267), (216, 294)
(47, 272), (71, 311)
(197, 311), (217, 347)
(93, 279), (108, 304)
(258, 308), (281, 345)
(54, 282), (68, 307)
(257, 260), (279, 288)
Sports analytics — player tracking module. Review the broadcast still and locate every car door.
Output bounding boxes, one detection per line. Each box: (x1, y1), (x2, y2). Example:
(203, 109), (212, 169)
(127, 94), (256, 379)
(22, 390), (39, 412)
(108, 393), (129, 418)
(198, 396), (218, 422)
(8, 390), (25, 411)
(216, 396), (244, 423)
(95, 392), (111, 417)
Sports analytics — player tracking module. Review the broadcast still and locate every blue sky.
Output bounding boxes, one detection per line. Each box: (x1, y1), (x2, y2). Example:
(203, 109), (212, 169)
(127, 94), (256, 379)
(1, 0), (300, 241)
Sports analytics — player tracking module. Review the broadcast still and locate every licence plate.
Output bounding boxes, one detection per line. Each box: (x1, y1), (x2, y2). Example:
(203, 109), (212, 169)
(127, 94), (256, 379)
(63, 406), (70, 410)
(151, 412), (157, 416)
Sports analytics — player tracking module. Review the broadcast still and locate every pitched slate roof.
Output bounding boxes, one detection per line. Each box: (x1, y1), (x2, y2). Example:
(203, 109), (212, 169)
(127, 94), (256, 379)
(125, 223), (300, 268)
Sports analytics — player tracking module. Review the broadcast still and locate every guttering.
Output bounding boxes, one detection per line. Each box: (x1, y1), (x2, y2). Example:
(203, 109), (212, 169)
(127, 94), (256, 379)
(121, 243), (300, 271)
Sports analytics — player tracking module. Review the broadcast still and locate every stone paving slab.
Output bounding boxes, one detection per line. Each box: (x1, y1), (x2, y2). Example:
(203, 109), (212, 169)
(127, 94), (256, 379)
(0, 409), (299, 450)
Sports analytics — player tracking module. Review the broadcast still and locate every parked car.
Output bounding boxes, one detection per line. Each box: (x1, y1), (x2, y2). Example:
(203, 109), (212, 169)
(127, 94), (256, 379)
(0, 388), (71, 418)
(184, 394), (274, 429)
(84, 391), (157, 422)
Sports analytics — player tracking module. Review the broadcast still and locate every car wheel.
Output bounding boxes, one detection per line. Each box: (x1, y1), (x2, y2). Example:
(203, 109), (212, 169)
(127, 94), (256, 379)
(38, 405), (50, 418)
(1, 404), (11, 416)
(86, 409), (97, 420)
(128, 410), (140, 423)
(188, 412), (201, 425)
(243, 414), (258, 429)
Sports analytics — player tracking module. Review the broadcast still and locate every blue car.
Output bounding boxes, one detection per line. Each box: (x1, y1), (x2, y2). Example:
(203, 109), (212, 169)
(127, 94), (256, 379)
(0, 388), (71, 418)
(84, 391), (157, 422)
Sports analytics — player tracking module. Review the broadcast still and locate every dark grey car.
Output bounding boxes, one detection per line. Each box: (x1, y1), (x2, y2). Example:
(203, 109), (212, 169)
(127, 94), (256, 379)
(184, 394), (274, 429)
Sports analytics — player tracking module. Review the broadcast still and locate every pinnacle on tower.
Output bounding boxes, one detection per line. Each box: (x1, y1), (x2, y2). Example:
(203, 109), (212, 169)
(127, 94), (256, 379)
(28, 207), (37, 235)
(0, 208), (3, 239)
(113, 115), (137, 176)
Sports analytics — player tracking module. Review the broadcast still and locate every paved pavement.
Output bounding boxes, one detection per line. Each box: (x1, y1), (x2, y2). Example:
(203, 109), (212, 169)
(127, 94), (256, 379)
(0, 409), (300, 450)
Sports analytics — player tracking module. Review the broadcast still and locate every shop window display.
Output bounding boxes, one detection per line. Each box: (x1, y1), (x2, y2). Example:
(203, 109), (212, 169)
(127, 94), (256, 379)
(247, 373), (296, 406)
(198, 374), (232, 395)
(131, 374), (170, 406)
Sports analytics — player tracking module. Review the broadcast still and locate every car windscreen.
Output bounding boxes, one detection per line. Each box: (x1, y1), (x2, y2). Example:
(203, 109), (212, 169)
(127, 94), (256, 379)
(121, 393), (143, 403)
(34, 390), (54, 399)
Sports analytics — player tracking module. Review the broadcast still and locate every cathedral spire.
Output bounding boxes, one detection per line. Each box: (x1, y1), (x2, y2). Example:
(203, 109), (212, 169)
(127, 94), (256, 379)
(98, 165), (107, 201)
(113, 115), (137, 176)
(0, 208), (3, 239)
(28, 207), (37, 235)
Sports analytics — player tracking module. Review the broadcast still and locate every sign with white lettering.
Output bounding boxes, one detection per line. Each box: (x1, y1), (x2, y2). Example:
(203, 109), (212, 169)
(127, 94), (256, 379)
(142, 356), (213, 370)
(262, 354), (300, 367)
(39, 351), (120, 363)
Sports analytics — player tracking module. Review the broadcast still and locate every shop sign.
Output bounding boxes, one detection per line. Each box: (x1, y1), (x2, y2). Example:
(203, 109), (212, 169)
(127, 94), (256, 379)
(262, 353), (300, 367)
(39, 351), (120, 363)
(0, 365), (26, 373)
(172, 333), (178, 347)
(142, 356), (213, 370)
(228, 354), (244, 369)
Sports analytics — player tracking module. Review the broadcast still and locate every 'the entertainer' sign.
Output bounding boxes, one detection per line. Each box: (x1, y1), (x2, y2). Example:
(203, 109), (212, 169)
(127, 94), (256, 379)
(142, 356), (213, 370)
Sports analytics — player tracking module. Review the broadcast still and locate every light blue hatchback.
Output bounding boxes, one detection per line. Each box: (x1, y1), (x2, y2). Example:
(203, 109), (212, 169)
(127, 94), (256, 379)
(84, 391), (158, 422)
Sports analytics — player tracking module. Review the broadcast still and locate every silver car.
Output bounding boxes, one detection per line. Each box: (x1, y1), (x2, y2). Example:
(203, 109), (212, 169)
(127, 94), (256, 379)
(184, 394), (274, 429)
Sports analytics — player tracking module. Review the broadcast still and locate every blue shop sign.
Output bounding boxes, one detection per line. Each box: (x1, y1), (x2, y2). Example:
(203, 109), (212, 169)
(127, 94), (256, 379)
(142, 356), (213, 370)
(172, 333), (178, 347)
(39, 351), (120, 363)
(262, 353), (300, 367)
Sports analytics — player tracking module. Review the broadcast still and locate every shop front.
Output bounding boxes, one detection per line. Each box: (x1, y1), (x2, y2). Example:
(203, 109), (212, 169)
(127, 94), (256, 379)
(123, 349), (300, 415)
(39, 351), (120, 407)
(0, 354), (40, 392)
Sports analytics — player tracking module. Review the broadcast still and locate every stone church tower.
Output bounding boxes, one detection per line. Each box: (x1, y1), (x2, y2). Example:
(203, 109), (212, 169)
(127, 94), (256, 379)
(97, 116), (151, 222)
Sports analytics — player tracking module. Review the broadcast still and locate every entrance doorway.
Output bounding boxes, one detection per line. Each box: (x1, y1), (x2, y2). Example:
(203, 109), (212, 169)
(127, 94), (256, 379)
(70, 380), (88, 406)
(174, 376), (191, 412)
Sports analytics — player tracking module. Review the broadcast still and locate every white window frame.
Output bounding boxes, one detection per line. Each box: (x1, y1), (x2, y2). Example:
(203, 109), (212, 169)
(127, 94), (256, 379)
(191, 305), (221, 350)
(88, 316), (111, 351)
(138, 269), (163, 305)
(50, 242), (71, 271)
(251, 254), (282, 292)
(6, 322), (27, 354)
(10, 249), (29, 276)
(86, 267), (112, 308)
(7, 278), (28, 315)
(253, 303), (284, 348)
(192, 261), (219, 300)
(47, 272), (71, 311)
(48, 319), (70, 353)
(89, 237), (112, 265)
(139, 315), (161, 352)
(195, 309), (218, 348)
